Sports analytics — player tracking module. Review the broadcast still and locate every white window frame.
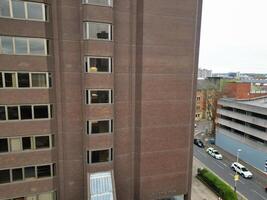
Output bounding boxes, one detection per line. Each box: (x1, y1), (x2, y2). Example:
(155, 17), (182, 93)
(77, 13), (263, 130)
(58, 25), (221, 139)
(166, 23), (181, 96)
(82, 0), (113, 7)
(84, 22), (112, 40)
(87, 119), (113, 135)
(87, 148), (113, 164)
(86, 89), (113, 105)
(0, 104), (52, 122)
(85, 56), (112, 73)
(0, 0), (47, 21)
(0, 36), (48, 56)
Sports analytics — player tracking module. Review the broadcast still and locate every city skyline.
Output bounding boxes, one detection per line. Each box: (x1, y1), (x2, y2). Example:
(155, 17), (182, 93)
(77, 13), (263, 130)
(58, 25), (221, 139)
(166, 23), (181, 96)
(199, 0), (267, 74)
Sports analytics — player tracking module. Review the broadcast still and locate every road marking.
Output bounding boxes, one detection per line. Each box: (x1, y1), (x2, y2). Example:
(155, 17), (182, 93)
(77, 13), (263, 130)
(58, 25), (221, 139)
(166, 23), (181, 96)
(218, 160), (228, 167)
(251, 189), (267, 200)
(239, 179), (245, 184)
(214, 162), (224, 170)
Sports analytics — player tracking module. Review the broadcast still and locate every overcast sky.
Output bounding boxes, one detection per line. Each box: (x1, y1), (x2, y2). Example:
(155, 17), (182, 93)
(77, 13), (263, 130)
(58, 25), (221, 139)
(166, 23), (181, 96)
(199, 0), (267, 73)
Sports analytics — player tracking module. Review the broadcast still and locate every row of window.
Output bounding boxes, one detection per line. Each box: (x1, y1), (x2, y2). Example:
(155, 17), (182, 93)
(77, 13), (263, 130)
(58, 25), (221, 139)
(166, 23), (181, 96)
(0, 72), (51, 88)
(0, 104), (52, 121)
(2, 191), (56, 200)
(0, 0), (47, 21)
(82, 0), (113, 6)
(0, 36), (48, 55)
(0, 135), (54, 153)
(0, 163), (55, 184)
(86, 89), (113, 104)
(87, 148), (113, 164)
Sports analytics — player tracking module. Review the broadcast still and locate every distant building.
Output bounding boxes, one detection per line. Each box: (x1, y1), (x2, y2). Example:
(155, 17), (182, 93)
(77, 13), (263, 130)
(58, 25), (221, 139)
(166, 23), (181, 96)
(223, 81), (267, 99)
(195, 80), (218, 122)
(198, 68), (212, 79)
(216, 96), (267, 172)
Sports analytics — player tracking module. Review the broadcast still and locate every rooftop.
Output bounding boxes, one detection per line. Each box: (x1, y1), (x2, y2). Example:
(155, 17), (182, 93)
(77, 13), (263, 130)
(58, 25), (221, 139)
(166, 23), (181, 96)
(221, 96), (267, 109)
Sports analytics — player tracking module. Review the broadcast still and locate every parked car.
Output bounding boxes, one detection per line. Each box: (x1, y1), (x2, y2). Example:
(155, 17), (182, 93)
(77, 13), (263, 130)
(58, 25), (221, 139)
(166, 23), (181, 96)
(206, 147), (223, 160)
(231, 162), (253, 179)
(194, 139), (204, 148)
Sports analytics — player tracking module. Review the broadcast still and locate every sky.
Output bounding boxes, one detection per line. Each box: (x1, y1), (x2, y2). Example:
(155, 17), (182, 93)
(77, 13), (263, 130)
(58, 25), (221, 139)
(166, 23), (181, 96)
(199, 0), (267, 73)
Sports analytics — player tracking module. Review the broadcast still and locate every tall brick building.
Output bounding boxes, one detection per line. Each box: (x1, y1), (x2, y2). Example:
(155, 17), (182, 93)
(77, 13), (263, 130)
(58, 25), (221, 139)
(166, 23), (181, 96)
(0, 0), (202, 199)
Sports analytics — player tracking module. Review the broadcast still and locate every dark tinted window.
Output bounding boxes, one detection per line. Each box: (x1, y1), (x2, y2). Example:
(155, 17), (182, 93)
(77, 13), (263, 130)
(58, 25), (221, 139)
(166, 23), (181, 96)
(0, 106), (6, 120)
(91, 120), (110, 134)
(37, 165), (51, 178)
(22, 137), (32, 150)
(18, 73), (30, 87)
(0, 169), (10, 184)
(90, 91), (110, 104)
(0, 72), (3, 87)
(91, 149), (110, 163)
(35, 136), (50, 149)
(7, 106), (19, 120)
(20, 106), (32, 120)
(12, 168), (23, 181)
(33, 105), (49, 119)
(4, 73), (16, 87)
(24, 166), (35, 179)
(0, 138), (8, 153)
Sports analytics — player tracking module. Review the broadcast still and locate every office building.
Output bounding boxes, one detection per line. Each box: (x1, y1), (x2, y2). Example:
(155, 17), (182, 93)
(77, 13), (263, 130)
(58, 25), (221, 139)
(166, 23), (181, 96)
(0, 0), (202, 199)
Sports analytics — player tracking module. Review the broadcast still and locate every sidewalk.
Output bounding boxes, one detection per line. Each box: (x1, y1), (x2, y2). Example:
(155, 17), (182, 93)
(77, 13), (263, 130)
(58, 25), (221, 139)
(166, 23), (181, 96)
(191, 157), (218, 200)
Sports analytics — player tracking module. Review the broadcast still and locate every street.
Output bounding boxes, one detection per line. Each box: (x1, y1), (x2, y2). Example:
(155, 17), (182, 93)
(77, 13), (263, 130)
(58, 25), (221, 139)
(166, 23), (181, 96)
(194, 146), (267, 200)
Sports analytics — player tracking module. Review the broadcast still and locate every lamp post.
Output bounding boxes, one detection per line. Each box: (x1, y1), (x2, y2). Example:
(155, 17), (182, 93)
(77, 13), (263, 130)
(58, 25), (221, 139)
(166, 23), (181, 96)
(234, 149), (242, 192)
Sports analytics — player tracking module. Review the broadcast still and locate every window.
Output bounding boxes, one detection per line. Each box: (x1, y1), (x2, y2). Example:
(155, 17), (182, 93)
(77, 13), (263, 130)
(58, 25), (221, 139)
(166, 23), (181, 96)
(31, 73), (47, 87)
(29, 38), (46, 55)
(38, 192), (54, 200)
(84, 22), (112, 40)
(22, 137), (32, 150)
(85, 57), (112, 73)
(0, 36), (48, 55)
(4, 72), (17, 87)
(37, 165), (51, 178)
(0, 0), (11, 17)
(20, 105), (32, 120)
(24, 166), (35, 180)
(0, 0), (47, 21)
(0, 169), (10, 184)
(0, 138), (8, 153)
(10, 137), (21, 151)
(83, 0), (113, 6)
(0, 36), (13, 54)
(12, 0), (25, 18)
(12, 168), (23, 181)
(15, 37), (28, 54)
(88, 119), (113, 134)
(27, 2), (44, 20)
(86, 89), (113, 104)
(88, 148), (113, 164)
(35, 136), (50, 149)
(18, 73), (30, 87)
(7, 106), (19, 120)
(0, 106), (6, 120)
(33, 105), (49, 119)
(0, 72), (2, 87)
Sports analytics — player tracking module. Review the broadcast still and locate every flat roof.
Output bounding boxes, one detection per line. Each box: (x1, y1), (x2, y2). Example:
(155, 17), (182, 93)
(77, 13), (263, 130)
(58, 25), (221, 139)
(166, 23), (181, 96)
(220, 97), (267, 109)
